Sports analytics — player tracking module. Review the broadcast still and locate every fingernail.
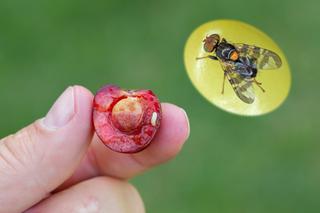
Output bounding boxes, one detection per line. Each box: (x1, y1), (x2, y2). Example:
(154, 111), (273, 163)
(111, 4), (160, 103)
(180, 107), (190, 139)
(43, 87), (75, 129)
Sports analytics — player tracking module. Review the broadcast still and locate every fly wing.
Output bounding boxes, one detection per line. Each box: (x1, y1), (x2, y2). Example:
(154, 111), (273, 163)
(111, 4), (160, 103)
(220, 60), (255, 104)
(234, 43), (282, 70)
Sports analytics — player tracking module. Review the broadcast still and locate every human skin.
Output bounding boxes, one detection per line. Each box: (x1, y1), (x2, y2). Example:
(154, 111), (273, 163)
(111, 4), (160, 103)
(0, 86), (190, 213)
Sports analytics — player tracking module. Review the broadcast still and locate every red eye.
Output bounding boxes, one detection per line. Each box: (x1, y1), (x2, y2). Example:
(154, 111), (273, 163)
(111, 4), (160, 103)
(204, 42), (214, 52)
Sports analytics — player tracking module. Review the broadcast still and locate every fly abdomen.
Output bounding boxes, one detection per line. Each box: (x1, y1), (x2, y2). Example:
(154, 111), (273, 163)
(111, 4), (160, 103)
(237, 57), (258, 78)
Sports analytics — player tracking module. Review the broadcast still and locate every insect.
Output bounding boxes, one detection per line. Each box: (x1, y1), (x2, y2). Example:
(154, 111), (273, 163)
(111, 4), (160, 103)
(196, 34), (282, 104)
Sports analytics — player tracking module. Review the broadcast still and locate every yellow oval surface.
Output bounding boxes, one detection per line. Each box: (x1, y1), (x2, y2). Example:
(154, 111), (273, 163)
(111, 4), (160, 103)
(184, 20), (291, 116)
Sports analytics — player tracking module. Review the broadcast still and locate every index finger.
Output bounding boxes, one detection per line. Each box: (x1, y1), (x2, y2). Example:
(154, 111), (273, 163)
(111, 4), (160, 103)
(59, 103), (189, 189)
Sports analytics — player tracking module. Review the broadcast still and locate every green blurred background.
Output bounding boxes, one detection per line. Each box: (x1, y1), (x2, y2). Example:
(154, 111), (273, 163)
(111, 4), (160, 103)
(0, 0), (319, 212)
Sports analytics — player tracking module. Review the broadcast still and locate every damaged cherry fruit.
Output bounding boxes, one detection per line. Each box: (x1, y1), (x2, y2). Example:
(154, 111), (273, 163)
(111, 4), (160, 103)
(93, 85), (162, 153)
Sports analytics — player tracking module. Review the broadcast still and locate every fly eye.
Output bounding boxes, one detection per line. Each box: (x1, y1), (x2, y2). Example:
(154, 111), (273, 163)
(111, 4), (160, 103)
(204, 42), (214, 52)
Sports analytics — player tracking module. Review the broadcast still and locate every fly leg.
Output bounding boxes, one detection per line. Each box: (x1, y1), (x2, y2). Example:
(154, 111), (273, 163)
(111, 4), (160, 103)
(221, 72), (226, 94)
(253, 78), (265, 92)
(196, 55), (218, 61)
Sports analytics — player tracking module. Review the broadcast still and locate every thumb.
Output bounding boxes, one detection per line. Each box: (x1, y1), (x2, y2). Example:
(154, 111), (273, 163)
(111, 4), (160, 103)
(0, 86), (94, 213)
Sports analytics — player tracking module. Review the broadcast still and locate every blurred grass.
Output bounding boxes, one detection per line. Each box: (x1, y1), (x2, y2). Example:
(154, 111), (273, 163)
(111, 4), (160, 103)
(0, 0), (319, 212)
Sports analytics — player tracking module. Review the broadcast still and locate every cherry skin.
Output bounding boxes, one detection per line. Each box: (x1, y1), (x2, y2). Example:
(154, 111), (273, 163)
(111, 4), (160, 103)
(93, 85), (162, 153)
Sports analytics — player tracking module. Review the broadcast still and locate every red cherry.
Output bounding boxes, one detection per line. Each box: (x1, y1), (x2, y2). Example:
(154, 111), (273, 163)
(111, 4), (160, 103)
(93, 85), (162, 153)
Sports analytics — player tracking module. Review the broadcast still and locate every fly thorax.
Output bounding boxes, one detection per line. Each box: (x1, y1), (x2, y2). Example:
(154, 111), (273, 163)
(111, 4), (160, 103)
(216, 43), (237, 61)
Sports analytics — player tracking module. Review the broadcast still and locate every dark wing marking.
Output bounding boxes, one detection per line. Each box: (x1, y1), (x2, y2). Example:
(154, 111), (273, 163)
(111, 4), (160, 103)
(220, 60), (255, 104)
(234, 43), (282, 70)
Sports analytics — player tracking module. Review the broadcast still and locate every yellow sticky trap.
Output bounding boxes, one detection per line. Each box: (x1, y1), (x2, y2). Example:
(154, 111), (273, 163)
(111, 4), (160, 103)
(184, 20), (291, 116)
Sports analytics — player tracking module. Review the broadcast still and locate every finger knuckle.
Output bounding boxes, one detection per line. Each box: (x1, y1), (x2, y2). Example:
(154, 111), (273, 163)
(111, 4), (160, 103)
(0, 123), (40, 172)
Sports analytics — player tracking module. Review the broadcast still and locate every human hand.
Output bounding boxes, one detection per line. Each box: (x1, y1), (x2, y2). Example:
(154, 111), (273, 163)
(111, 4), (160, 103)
(0, 86), (190, 213)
